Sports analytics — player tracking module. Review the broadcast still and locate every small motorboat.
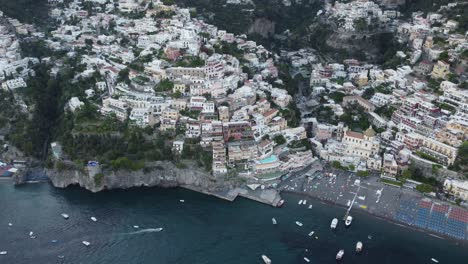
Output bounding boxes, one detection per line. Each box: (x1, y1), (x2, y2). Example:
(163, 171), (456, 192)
(308, 231), (315, 237)
(8, 223), (12, 227)
(295, 221), (303, 227)
(336, 249), (344, 260)
(304, 256), (310, 262)
(261, 254), (272, 264)
(276, 199), (285, 207)
(308, 205), (313, 209)
(179, 200), (185, 203)
(330, 218), (338, 229)
(298, 200), (303, 205)
(61, 213), (69, 220)
(133, 225), (139, 229)
(303, 200), (307, 205)
(29, 231), (36, 238)
(58, 255), (65, 259)
(356, 241), (363, 253)
(272, 218), (277, 225)
(51, 240), (58, 243)
(90, 217), (97, 222)
(431, 258), (439, 263)
(82, 241), (91, 247)
(345, 216), (353, 227)
(0, 251), (7, 255)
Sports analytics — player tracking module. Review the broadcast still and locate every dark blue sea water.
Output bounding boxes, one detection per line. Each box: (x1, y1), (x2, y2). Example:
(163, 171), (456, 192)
(0, 182), (467, 264)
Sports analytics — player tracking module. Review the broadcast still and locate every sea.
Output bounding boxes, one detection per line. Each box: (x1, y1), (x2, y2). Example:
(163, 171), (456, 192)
(0, 181), (467, 264)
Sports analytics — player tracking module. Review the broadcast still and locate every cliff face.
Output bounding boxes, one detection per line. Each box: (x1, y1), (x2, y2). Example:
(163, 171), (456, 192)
(248, 18), (275, 38)
(47, 161), (236, 193)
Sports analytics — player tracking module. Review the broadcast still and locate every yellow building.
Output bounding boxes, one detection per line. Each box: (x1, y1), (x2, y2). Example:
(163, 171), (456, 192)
(431, 60), (450, 79)
(173, 83), (186, 94)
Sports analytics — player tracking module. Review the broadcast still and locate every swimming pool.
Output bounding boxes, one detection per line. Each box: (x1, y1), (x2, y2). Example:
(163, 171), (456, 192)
(259, 155), (278, 164)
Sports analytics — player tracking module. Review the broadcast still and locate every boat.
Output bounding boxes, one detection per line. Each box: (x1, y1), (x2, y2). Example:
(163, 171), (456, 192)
(58, 256), (65, 259)
(345, 216), (353, 227)
(308, 231), (315, 237)
(51, 240), (58, 243)
(298, 200), (303, 205)
(8, 223), (12, 226)
(308, 205), (313, 209)
(304, 257), (310, 262)
(272, 218), (277, 225)
(336, 249), (344, 260)
(261, 254), (272, 264)
(29, 231), (34, 236)
(61, 213), (69, 219)
(303, 200), (307, 205)
(431, 258), (439, 263)
(356, 241), (363, 253)
(0, 251), (7, 255)
(90, 217), (97, 222)
(276, 199), (285, 207)
(179, 200), (185, 203)
(295, 221), (303, 227)
(133, 225), (139, 229)
(82, 241), (91, 247)
(330, 218), (338, 229)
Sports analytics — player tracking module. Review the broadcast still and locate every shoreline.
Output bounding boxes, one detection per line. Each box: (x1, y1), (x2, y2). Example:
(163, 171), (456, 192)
(281, 189), (468, 245)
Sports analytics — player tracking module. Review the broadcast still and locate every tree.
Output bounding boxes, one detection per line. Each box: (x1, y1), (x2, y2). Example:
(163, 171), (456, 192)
(273, 135), (286, 145)
(416, 183), (433, 193)
(362, 88), (375, 100)
(154, 79), (174, 92)
(439, 51), (449, 61)
(173, 90), (182, 98)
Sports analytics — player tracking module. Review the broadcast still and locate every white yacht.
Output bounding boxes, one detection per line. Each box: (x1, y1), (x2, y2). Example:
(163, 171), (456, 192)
(308, 231), (315, 237)
(345, 216), (353, 227)
(308, 205), (313, 209)
(90, 217), (97, 222)
(82, 241), (91, 247)
(336, 249), (344, 260)
(61, 213), (69, 220)
(0, 251), (7, 255)
(303, 257), (310, 262)
(272, 218), (277, 225)
(303, 200), (307, 205)
(330, 218), (338, 229)
(261, 254), (272, 264)
(8, 223), (12, 227)
(431, 258), (439, 263)
(295, 221), (303, 227)
(298, 200), (303, 205)
(133, 225), (139, 229)
(356, 241), (363, 253)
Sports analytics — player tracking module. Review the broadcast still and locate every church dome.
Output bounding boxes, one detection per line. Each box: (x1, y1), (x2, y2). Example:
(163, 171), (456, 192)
(364, 126), (376, 138)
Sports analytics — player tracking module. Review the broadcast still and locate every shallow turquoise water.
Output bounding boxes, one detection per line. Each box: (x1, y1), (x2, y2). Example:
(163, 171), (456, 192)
(0, 182), (467, 264)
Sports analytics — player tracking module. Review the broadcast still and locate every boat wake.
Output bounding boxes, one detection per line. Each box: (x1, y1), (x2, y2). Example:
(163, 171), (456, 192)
(126, 228), (163, 235)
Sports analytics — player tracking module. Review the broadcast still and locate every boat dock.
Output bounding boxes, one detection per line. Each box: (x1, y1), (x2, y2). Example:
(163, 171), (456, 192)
(344, 184), (361, 220)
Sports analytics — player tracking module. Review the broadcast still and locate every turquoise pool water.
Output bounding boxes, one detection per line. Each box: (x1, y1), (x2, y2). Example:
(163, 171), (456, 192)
(259, 155), (278, 164)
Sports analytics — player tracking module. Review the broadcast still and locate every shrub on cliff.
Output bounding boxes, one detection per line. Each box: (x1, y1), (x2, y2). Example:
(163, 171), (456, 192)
(94, 173), (104, 186)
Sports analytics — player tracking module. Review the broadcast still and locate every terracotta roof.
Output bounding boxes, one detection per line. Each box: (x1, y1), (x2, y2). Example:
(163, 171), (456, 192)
(346, 130), (364, 139)
(263, 109), (278, 117)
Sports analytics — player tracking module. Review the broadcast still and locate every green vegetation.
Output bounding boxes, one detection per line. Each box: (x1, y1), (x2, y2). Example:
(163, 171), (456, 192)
(450, 141), (468, 178)
(339, 103), (370, 131)
(357, 170), (369, 177)
(154, 79), (174, 92)
(403, 165), (440, 187)
(110, 157), (145, 171)
(181, 139), (213, 172)
(416, 183), (434, 193)
(0, 0), (50, 25)
(273, 135), (286, 145)
(288, 139), (312, 150)
(175, 56), (205, 67)
(328, 91), (345, 103)
(94, 173), (105, 186)
(382, 178), (403, 187)
(415, 151), (439, 163)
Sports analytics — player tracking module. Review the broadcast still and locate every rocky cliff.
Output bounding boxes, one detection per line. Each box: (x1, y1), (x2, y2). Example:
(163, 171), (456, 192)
(47, 161), (238, 193)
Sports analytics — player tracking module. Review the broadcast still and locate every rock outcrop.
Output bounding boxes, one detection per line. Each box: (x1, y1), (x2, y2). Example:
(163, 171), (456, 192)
(47, 161), (236, 193)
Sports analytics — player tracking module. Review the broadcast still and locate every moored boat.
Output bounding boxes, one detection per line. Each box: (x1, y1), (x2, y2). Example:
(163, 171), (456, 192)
(276, 199), (285, 207)
(308, 231), (315, 237)
(133, 225), (139, 229)
(356, 241), (363, 253)
(272, 218), (277, 225)
(304, 257), (310, 262)
(82, 241), (91, 247)
(336, 249), (344, 260)
(308, 205), (313, 209)
(61, 213), (69, 220)
(431, 258), (439, 263)
(295, 221), (303, 227)
(0, 251), (7, 255)
(330, 218), (338, 229)
(298, 200), (303, 205)
(91, 217), (97, 222)
(261, 254), (272, 264)
(303, 200), (307, 205)
(345, 216), (353, 227)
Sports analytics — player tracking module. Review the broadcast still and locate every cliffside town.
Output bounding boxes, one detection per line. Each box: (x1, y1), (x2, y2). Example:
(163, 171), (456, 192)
(0, 0), (467, 206)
